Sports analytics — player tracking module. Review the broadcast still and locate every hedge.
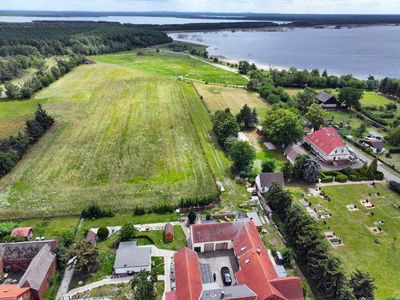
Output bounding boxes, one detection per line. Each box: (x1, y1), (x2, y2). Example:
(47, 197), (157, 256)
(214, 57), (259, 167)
(349, 175), (362, 181)
(321, 176), (334, 183)
(336, 174), (348, 183)
(375, 172), (384, 181)
(389, 147), (400, 154)
(389, 181), (400, 194)
(320, 170), (339, 177)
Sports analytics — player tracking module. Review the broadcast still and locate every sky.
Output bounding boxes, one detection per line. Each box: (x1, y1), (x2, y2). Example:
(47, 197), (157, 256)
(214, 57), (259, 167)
(0, 0), (399, 14)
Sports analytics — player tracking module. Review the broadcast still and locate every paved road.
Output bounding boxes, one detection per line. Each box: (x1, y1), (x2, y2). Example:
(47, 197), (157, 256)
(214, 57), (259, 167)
(56, 265), (75, 299)
(349, 145), (400, 182)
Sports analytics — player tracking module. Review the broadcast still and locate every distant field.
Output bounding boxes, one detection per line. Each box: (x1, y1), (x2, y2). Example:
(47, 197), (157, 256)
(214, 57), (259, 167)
(194, 83), (270, 119)
(299, 184), (400, 298)
(0, 99), (46, 137)
(94, 49), (247, 86)
(361, 92), (392, 107)
(0, 59), (217, 218)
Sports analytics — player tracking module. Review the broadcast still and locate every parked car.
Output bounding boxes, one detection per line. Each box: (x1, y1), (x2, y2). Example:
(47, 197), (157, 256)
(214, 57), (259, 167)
(221, 266), (232, 286)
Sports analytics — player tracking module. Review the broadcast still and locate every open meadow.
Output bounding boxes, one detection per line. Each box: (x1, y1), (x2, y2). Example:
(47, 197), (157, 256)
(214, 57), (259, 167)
(297, 184), (400, 298)
(0, 49), (259, 219)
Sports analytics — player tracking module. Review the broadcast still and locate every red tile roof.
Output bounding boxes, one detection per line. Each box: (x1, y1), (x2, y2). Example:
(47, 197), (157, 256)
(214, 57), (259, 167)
(165, 223), (174, 235)
(0, 285), (31, 300)
(305, 127), (346, 155)
(165, 291), (176, 300)
(191, 222), (244, 244)
(11, 227), (32, 238)
(270, 277), (305, 300)
(174, 248), (202, 300)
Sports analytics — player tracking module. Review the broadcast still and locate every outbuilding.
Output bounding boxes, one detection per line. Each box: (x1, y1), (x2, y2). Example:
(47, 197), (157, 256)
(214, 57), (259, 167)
(255, 172), (285, 193)
(164, 223), (174, 242)
(11, 227), (33, 241)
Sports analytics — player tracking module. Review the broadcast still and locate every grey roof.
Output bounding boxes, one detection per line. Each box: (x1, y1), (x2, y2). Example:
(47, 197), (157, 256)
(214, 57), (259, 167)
(18, 244), (56, 290)
(365, 139), (385, 148)
(257, 172), (285, 188)
(0, 240), (57, 261)
(284, 144), (307, 163)
(316, 91), (337, 103)
(246, 212), (263, 227)
(113, 241), (151, 269)
(201, 285), (256, 300)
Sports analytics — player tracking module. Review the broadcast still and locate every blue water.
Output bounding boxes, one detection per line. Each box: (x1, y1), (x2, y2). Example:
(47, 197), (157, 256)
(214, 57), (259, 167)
(170, 26), (400, 79)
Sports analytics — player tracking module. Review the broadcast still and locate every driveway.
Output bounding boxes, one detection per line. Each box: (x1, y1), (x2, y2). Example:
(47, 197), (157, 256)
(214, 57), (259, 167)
(349, 144), (400, 182)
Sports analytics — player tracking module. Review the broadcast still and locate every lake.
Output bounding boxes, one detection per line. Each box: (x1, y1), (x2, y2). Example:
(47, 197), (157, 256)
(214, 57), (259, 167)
(0, 15), (260, 24)
(170, 26), (400, 79)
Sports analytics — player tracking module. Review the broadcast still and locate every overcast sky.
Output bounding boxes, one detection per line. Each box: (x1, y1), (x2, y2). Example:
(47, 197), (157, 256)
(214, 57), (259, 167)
(0, 0), (399, 14)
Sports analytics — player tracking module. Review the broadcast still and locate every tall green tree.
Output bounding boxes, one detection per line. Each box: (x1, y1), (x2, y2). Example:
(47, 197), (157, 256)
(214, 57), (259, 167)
(385, 127), (400, 146)
(4, 82), (20, 99)
(303, 157), (321, 183)
(212, 109), (239, 146)
(228, 140), (256, 172)
(262, 108), (304, 148)
(350, 270), (375, 299)
(237, 104), (257, 129)
(262, 159), (276, 173)
(339, 87), (363, 109)
(70, 240), (98, 274)
(305, 103), (326, 130)
(130, 270), (158, 300)
(238, 61), (251, 74)
(295, 89), (316, 113)
(119, 223), (137, 242)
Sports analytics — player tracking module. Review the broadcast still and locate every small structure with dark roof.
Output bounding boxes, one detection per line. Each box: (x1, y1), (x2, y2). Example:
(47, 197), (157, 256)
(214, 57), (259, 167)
(284, 144), (307, 165)
(316, 91), (342, 109)
(18, 244), (56, 300)
(113, 241), (151, 276)
(362, 138), (386, 154)
(86, 230), (97, 246)
(164, 223), (174, 242)
(10, 227), (33, 241)
(255, 172), (285, 193)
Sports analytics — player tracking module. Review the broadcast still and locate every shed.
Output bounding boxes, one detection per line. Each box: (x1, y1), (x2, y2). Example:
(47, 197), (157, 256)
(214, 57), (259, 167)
(255, 172), (285, 193)
(164, 223), (174, 242)
(11, 227), (33, 241)
(113, 241), (151, 275)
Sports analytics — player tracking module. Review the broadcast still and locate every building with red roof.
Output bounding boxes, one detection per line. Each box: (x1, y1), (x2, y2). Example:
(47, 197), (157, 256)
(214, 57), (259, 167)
(304, 127), (351, 164)
(170, 221), (304, 300)
(10, 228), (33, 241)
(0, 285), (31, 300)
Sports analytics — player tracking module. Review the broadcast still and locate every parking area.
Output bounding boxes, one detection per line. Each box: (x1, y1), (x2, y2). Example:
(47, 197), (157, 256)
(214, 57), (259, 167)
(198, 250), (239, 287)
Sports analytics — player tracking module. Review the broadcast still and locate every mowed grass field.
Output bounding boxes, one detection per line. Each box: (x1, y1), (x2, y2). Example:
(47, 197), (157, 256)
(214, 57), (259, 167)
(305, 184), (400, 298)
(0, 50), (252, 218)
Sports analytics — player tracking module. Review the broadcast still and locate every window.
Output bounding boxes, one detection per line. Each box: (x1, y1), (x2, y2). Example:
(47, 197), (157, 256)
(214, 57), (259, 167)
(245, 259), (250, 264)
(241, 246), (247, 252)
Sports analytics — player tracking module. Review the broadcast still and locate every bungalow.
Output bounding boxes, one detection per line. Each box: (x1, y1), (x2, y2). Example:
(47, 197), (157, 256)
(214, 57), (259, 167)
(362, 138), (386, 154)
(255, 172), (285, 193)
(11, 227), (33, 241)
(315, 91), (343, 109)
(304, 127), (351, 165)
(113, 241), (151, 276)
(164, 223), (174, 242)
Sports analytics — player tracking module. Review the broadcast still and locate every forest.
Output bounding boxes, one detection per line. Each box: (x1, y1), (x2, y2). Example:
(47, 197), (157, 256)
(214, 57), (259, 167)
(0, 22), (172, 95)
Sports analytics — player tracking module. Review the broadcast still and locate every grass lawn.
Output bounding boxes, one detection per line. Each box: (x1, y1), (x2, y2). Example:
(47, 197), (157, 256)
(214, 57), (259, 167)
(284, 88), (304, 97)
(296, 183), (400, 298)
(379, 153), (400, 170)
(94, 49), (247, 86)
(86, 283), (133, 299)
(151, 256), (165, 275)
(0, 54), (222, 219)
(137, 225), (187, 251)
(326, 110), (363, 129)
(256, 147), (287, 172)
(361, 92), (392, 107)
(194, 82), (270, 119)
(0, 99), (46, 137)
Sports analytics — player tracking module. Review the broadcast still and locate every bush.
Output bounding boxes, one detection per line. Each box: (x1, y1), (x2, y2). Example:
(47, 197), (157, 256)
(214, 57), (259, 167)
(389, 147), (400, 154)
(336, 174), (348, 183)
(97, 227), (109, 241)
(321, 176), (334, 183)
(375, 172), (384, 180)
(133, 206), (146, 215)
(320, 170), (339, 177)
(81, 203), (113, 219)
(349, 175), (362, 181)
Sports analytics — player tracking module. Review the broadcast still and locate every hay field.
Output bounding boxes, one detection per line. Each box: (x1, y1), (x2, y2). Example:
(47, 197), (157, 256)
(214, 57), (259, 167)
(0, 60), (216, 218)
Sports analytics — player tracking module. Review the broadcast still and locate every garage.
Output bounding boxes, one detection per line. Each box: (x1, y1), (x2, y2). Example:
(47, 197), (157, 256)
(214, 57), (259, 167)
(215, 242), (228, 250)
(204, 243), (215, 252)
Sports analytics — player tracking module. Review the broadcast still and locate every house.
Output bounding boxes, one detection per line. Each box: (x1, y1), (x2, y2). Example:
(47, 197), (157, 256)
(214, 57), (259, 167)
(362, 138), (386, 154)
(255, 172), (285, 193)
(0, 285), (31, 300)
(304, 127), (351, 165)
(0, 240), (57, 273)
(167, 221), (304, 300)
(164, 223), (174, 242)
(18, 245), (56, 300)
(113, 241), (151, 276)
(10, 228), (33, 241)
(315, 91), (343, 109)
(284, 144), (307, 165)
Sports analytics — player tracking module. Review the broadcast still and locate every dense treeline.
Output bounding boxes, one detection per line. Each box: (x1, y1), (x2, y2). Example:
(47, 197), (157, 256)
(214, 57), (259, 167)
(0, 105), (54, 177)
(266, 183), (375, 300)
(0, 22), (171, 85)
(379, 77), (400, 99)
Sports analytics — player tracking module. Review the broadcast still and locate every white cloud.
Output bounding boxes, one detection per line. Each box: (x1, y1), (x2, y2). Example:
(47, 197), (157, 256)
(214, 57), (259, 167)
(1, 0), (399, 14)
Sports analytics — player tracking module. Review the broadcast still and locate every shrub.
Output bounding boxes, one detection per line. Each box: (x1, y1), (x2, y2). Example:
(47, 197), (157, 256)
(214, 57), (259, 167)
(133, 206), (146, 215)
(97, 227), (109, 241)
(389, 147), (400, 154)
(374, 172), (384, 180)
(321, 176), (334, 183)
(81, 203), (113, 219)
(349, 175), (362, 182)
(336, 174), (348, 183)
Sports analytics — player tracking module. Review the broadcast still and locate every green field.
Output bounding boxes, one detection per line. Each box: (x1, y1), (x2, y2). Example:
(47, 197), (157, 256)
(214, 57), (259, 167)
(361, 92), (392, 107)
(0, 50), (252, 219)
(299, 184), (400, 298)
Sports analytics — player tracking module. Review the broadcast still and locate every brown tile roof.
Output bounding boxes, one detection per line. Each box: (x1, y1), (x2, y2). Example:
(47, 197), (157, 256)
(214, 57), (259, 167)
(0, 285), (31, 300)
(0, 240), (57, 261)
(191, 222), (244, 244)
(10, 227), (32, 238)
(164, 223), (174, 235)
